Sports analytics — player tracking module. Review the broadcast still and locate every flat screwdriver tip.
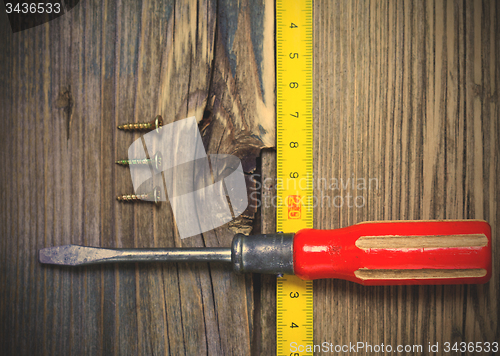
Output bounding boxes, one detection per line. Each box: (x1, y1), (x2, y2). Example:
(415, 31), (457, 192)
(38, 245), (119, 266)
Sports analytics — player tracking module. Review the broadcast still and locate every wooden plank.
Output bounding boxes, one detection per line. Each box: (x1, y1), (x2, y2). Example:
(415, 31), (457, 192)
(131, 29), (169, 356)
(0, 0), (274, 355)
(254, 149), (277, 355)
(313, 0), (499, 353)
(0, 9), (12, 354)
(100, 0), (119, 354)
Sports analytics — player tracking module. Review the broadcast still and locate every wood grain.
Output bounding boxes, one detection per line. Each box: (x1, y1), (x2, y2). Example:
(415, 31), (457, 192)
(313, 0), (499, 353)
(354, 269), (488, 280)
(355, 233), (489, 249)
(1, 0), (499, 355)
(0, 0), (274, 355)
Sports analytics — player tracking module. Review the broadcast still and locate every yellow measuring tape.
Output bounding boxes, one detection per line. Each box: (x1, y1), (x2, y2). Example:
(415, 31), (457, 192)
(276, 0), (313, 355)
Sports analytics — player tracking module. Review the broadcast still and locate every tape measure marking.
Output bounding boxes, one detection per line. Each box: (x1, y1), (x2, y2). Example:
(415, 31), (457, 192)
(276, 0), (313, 355)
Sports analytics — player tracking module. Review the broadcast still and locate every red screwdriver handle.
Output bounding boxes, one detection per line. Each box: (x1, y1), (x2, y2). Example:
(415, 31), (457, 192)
(293, 220), (491, 285)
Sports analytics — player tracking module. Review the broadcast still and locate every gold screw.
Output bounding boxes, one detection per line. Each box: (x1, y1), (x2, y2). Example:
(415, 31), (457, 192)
(117, 186), (162, 204)
(116, 152), (163, 171)
(117, 115), (164, 132)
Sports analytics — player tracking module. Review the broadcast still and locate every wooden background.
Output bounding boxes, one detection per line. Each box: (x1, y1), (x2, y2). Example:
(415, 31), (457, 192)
(0, 0), (498, 355)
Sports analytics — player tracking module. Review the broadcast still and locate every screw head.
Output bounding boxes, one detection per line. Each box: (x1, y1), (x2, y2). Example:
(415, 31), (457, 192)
(153, 152), (163, 171)
(152, 186), (161, 204)
(154, 115), (163, 133)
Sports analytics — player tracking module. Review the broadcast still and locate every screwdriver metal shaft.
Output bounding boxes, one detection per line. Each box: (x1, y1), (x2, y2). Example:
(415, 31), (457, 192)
(39, 233), (295, 274)
(39, 245), (232, 266)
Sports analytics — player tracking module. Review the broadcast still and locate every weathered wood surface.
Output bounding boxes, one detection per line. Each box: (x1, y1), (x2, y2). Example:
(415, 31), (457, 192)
(0, 0), (274, 355)
(312, 0), (499, 354)
(1, 0), (499, 355)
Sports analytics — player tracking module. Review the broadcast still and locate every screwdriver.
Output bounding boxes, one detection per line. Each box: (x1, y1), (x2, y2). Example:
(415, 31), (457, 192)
(39, 220), (492, 285)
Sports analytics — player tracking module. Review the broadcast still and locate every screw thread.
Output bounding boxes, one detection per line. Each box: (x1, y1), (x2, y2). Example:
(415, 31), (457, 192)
(117, 115), (163, 132)
(117, 194), (149, 202)
(116, 187), (161, 204)
(117, 122), (152, 131)
(115, 158), (151, 166)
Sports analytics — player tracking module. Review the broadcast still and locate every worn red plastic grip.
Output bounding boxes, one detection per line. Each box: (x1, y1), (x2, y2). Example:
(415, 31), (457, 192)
(293, 220), (491, 285)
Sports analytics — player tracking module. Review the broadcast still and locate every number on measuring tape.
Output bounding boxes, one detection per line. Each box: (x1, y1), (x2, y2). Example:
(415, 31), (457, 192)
(276, 0), (313, 355)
